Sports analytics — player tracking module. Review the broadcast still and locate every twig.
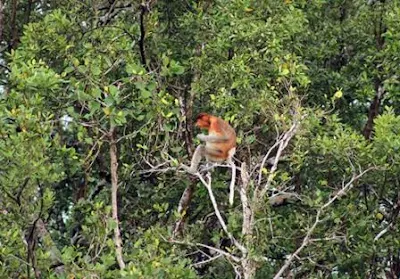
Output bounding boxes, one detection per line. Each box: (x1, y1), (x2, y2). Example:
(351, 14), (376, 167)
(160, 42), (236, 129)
(374, 223), (393, 241)
(164, 236), (241, 262)
(192, 254), (223, 267)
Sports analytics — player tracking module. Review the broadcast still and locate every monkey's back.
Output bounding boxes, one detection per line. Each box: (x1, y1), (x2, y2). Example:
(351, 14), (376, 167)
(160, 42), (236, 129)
(207, 117), (236, 161)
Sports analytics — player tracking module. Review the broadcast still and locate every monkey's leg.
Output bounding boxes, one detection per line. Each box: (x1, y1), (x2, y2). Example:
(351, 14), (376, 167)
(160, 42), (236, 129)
(197, 134), (228, 143)
(203, 146), (224, 161)
(181, 145), (205, 174)
(202, 147), (225, 172)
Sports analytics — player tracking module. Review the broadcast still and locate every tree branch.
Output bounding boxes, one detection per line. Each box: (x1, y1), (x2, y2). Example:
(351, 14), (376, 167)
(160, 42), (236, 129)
(10, 0), (19, 50)
(139, 3), (148, 68)
(240, 162), (256, 279)
(109, 126), (125, 269)
(272, 167), (374, 279)
(258, 117), (302, 198)
(196, 172), (247, 254)
(165, 237), (241, 263)
(0, 0), (4, 43)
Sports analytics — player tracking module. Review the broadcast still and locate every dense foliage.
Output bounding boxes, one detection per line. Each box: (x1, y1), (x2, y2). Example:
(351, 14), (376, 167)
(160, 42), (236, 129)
(1, 0), (400, 278)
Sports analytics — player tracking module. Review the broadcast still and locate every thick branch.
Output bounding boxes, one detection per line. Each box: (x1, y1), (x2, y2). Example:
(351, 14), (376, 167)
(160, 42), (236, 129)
(10, 0), (18, 50)
(363, 84), (385, 139)
(178, 92), (194, 157)
(0, 0), (3, 43)
(25, 181), (44, 279)
(24, 0), (33, 25)
(240, 163), (252, 237)
(109, 126), (125, 269)
(139, 4), (148, 68)
(363, 1), (386, 139)
(197, 173), (247, 254)
(172, 183), (194, 238)
(172, 86), (196, 237)
(240, 162), (256, 279)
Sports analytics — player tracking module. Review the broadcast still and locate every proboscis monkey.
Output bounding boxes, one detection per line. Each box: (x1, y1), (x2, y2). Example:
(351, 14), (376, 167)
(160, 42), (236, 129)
(182, 113), (237, 205)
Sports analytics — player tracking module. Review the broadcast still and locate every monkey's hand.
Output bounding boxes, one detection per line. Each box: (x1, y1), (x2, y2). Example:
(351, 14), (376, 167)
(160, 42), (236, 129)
(197, 134), (227, 143)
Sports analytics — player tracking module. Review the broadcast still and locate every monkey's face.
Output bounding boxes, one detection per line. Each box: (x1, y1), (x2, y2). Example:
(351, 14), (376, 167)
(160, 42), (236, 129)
(195, 113), (211, 129)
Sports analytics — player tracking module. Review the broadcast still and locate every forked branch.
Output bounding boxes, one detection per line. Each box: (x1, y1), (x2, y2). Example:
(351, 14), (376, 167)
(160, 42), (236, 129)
(272, 167), (374, 279)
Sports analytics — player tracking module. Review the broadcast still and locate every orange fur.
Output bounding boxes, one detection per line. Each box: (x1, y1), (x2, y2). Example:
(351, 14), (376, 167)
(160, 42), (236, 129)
(195, 113), (236, 162)
(182, 113), (237, 204)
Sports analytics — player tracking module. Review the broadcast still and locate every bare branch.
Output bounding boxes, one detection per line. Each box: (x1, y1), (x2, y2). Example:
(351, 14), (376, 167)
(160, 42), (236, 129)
(272, 167), (374, 279)
(310, 235), (346, 243)
(258, 139), (281, 185)
(229, 159), (237, 206)
(240, 162), (252, 236)
(10, 0), (18, 50)
(0, 0), (3, 43)
(196, 172), (247, 254)
(172, 184), (194, 238)
(164, 237), (241, 263)
(109, 126), (125, 269)
(192, 254), (223, 267)
(374, 223), (393, 241)
(240, 162), (257, 279)
(258, 118), (303, 198)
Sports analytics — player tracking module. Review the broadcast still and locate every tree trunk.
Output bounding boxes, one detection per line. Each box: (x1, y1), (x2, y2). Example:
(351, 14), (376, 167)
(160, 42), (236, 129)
(363, 83), (384, 139)
(139, 4), (148, 68)
(240, 163), (256, 278)
(172, 86), (195, 238)
(24, 0), (33, 25)
(109, 126), (126, 269)
(10, 0), (18, 50)
(0, 0), (4, 43)
(362, 0), (386, 140)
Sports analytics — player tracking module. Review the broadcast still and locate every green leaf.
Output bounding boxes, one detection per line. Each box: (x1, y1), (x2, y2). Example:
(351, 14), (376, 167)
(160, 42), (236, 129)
(141, 90), (152, 98)
(109, 85), (119, 96)
(333, 89), (343, 99)
(126, 63), (145, 75)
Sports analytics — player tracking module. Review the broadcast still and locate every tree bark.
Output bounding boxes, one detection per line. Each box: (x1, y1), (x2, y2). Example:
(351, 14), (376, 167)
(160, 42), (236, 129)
(0, 0), (4, 43)
(172, 86), (195, 238)
(240, 163), (256, 279)
(10, 0), (18, 50)
(24, 0), (33, 25)
(109, 126), (126, 269)
(139, 3), (148, 68)
(362, 0), (386, 140)
(172, 184), (194, 238)
(363, 83), (384, 139)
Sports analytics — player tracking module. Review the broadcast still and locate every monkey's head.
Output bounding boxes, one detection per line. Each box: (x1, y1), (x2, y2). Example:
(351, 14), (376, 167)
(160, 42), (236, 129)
(195, 113), (211, 129)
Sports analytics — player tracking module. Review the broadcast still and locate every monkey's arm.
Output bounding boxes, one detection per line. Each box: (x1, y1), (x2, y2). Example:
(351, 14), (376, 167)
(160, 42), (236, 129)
(181, 145), (225, 174)
(197, 133), (228, 143)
